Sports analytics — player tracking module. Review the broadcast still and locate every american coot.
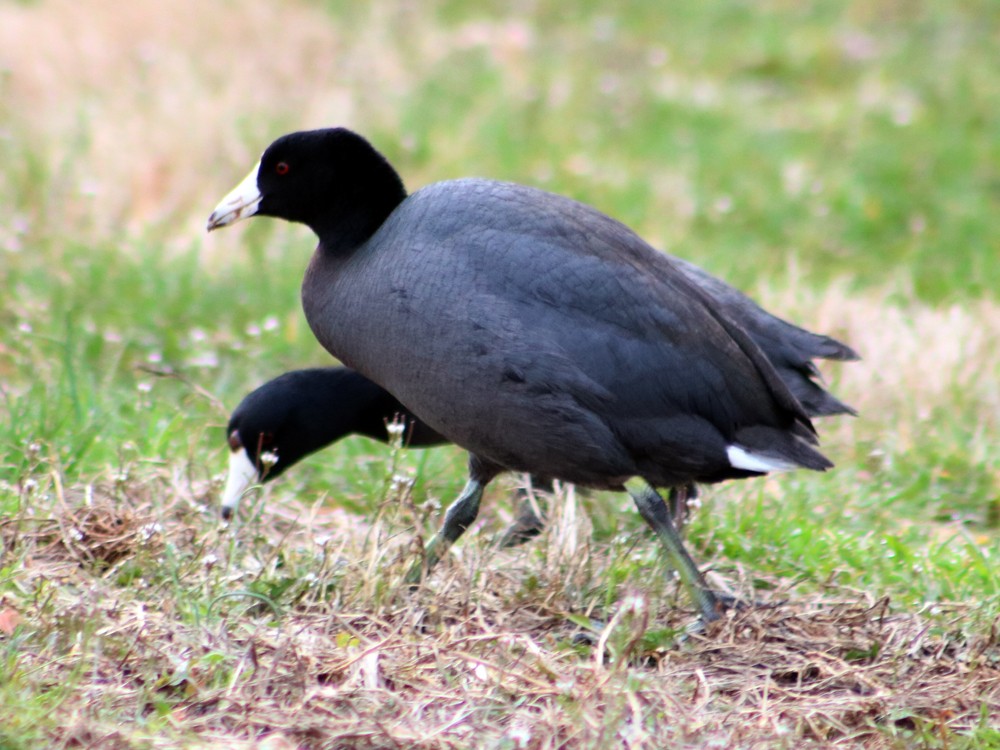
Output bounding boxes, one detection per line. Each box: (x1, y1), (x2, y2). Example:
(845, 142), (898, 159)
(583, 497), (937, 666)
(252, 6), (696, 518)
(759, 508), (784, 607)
(221, 366), (552, 546)
(208, 128), (849, 623)
(221, 366), (444, 520)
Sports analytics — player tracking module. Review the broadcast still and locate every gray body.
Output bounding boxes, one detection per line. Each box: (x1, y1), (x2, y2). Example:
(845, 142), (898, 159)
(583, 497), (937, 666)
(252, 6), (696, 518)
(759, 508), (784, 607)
(303, 179), (823, 490)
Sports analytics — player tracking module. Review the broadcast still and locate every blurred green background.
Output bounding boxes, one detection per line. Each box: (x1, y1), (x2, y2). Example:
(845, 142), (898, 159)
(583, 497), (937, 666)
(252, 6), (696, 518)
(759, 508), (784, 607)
(0, 0), (997, 584)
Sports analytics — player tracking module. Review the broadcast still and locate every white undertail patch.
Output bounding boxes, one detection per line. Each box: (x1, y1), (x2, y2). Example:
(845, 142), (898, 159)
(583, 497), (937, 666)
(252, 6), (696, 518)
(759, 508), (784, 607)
(726, 445), (799, 473)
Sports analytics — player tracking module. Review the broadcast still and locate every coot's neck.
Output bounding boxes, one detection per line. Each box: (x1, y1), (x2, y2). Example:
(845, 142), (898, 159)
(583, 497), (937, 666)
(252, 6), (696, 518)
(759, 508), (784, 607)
(298, 369), (395, 444)
(261, 370), (393, 474)
(312, 161), (408, 255)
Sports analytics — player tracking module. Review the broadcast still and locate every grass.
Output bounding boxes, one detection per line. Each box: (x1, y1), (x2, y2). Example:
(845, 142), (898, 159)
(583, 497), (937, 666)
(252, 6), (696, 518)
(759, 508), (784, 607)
(1, 0), (999, 747)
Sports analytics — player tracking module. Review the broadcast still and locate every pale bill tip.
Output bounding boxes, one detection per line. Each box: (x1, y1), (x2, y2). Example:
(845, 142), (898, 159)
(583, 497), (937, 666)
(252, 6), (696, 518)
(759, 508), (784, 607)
(221, 448), (260, 520)
(207, 161), (262, 232)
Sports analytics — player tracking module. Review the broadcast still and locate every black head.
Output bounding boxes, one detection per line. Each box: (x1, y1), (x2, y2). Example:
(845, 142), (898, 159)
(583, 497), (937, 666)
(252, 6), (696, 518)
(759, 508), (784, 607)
(227, 367), (396, 481)
(207, 128), (408, 252)
(220, 367), (396, 519)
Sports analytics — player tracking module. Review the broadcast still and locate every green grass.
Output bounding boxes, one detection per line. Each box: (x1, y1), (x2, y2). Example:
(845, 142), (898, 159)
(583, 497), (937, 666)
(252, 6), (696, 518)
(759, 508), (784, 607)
(1, 0), (999, 747)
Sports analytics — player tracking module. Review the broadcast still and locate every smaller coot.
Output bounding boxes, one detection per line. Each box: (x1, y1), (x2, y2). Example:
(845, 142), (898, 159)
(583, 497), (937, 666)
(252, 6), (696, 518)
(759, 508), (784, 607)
(222, 366), (549, 544)
(222, 367), (443, 519)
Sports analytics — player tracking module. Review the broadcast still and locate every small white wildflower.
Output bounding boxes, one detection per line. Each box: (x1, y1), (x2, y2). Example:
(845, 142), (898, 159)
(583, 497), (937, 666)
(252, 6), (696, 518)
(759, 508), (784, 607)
(2, 236), (22, 254)
(564, 153), (592, 177)
(262, 315), (280, 332)
(171, 656), (191, 677)
(17, 321), (32, 334)
(385, 420), (406, 439)
(203, 553), (219, 568)
(186, 352), (219, 368)
(259, 451), (279, 467)
(68, 527), (85, 542)
(691, 80), (719, 107)
(390, 473), (414, 493)
(782, 161), (808, 197)
(189, 328), (207, 343)
(141, 522), (163, 541)
(103, 330), (123, 344)
(23, 478), (38, 492)
(646, 46), (668, 67)
(146, 351), (163, 364)
(713, 195), (733, 214)
(78, 178), (100, 197)
(839, 31), (878, 62)
(591, 16), (615, 41)
(245, 323), (261, 337)
(27, 442), (41, 454)
(621, 593), (646, 613)
(137, 382), (152, 393)
(891, 94), (918, 126)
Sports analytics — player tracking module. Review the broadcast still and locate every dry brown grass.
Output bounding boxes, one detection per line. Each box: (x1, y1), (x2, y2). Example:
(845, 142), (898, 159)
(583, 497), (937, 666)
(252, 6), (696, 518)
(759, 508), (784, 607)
(3, 464), (999, 749)
(752, 282), (1000, 455)
(0, 0), (352, 237)
(3, 264), (998, 744)
(0, 0), (533, 244)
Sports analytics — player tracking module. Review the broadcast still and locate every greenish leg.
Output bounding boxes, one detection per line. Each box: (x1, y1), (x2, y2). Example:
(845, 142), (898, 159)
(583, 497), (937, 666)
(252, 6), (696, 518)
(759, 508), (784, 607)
(498, 480), (695, 549)
(497, 483), (548, 548)
(625, 478), (721, 623)
(405, 478), (484, 585)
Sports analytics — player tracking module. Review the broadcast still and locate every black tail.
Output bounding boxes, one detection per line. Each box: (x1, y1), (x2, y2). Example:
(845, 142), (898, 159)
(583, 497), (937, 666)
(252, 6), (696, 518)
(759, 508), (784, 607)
(673, 257), (858, 418)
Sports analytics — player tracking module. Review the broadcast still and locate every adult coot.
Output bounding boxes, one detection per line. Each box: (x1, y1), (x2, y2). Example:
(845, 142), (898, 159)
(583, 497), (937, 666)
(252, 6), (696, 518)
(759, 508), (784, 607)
(208, 128), (844, 622)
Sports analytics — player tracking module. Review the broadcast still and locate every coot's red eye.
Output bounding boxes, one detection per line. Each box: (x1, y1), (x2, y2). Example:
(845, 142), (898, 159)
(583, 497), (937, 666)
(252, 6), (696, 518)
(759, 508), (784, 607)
(275, 161), (290, 175)
(228, 430), (242, 452)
